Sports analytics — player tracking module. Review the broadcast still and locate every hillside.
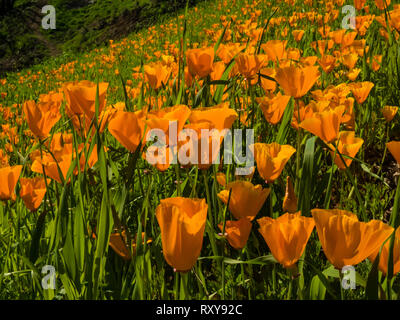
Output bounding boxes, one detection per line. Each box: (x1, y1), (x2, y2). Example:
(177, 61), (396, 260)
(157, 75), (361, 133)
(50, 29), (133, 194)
(0, 0), (198, 76)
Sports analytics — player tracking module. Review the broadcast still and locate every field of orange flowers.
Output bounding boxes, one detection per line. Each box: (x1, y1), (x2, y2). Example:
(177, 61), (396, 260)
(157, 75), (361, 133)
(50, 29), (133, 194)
(1, 0), (400, 300)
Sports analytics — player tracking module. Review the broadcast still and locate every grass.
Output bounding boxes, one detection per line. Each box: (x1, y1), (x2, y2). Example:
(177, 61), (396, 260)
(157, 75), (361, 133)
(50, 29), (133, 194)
(0, 0), (400, 300)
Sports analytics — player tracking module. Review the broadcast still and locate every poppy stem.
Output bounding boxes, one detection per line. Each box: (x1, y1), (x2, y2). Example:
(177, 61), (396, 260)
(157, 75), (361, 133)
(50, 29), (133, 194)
(378, 124), (389, 177)
(333, 141), (367, 221)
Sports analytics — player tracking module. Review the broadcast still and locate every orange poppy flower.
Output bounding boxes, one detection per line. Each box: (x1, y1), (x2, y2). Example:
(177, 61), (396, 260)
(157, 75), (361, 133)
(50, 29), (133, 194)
(312, 209), (394, 269)
(341, 53), (359, 70)
(19, 177), (48, 211)
(217, 180), (270, 221)
(252, 143), (296, 183)
(108, 111), (144, 153)
(348, 81), (374, 104)
(282, 176), (298, 213)
(346, 68), (361, 81)
(186, 47), (214, 78)
(0, 150), (8, 168)
(188, 103), (237, 132)
(63, 80), (108, 119)
(382, 106), (398, 122)
(23, 100), (61, 139)
(178, 121), (222, 170)
(147, 104), (192, 145)
(299, 109), (342, 143)
(216, 43), (246, 64)
(258, 212), (315, 269)
(292, 30), (305, 42)
(318, 55), (337, 74)
(259, 68), (277, 92)
(257, 93), (291, 125)
(369, 226), (400, 276)
(275, 65), (320, 98)
(144, 63), (171, 90)
(218, 218), (252, 250)
(354, 0), (367, 10)
(328, 131), (364, 169)
(235, 53), (267, 80)
(210, 61), (226, 81)
(261, 40), (287, 62)
(387, 141), (400, 164)
(155, 197), (208, 272)
(0, 165), (22, 201)
(375, 0), (390, 10)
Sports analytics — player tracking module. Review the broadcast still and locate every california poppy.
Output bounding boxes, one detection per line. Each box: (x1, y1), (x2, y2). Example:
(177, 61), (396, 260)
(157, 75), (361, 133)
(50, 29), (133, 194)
(235, 53), (267, 80)
(387, 141), (400, 164)
(155, 197), (208, 272)
(328, 131), (364, 169)
(218, 218), (252, 250)
(275, 65), (320, 98)
(257, 93), (291, 125)
(299, 109), (342, 143)
(108, 111), (144, 153)
(217, 180), (270, 221)
(369, 226), (400, 276)
(188, 103), (237, 132)
(0, 165), (22, 201)
(144, 63), (171, 90)
(261, 40), (287, 62)
(348, 81), (374, 104)
(382, 106), (398, 122)
(63, 80), (108, 119)
(252, 143), (296, 183)
(312, 209), (394, 269)
(19, 177), (48, 211)
(186, 47), (214, 78)
(23, 100), (61, 139)
(258, 212), (315, 269)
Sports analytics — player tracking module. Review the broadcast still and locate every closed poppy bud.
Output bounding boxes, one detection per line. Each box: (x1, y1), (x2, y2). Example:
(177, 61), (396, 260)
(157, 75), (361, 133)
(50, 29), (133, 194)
(258, 212), (315, 269)
(275, 65), (320, 98)
(252, 142), (296, 183)
(0, 165), (22, 201)
(186, 47), (214, 78)
(216, 172), (227, 186)
(387, 141), (400, 164)
(218, 180), (270, 220)
(218, 218), (252, 250)
(156, 197), (208, 272)
(282, 176), (298, 213)
(108, 111), (143, 153)
(382, 106), (398, 122)
(369, 227), (400, 276)
(19, 177), (48, 211)
(299, 109), (342, 143)
(312, 209), (394, 269)
(257, 92), (291, 125)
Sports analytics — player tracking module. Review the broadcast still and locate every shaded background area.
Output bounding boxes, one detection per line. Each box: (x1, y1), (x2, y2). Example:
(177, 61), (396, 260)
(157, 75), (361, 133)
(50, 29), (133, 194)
(0, 0), (199, 76)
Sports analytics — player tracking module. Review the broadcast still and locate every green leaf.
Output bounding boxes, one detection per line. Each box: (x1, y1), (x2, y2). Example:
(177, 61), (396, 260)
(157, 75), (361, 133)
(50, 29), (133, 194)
(309, 275), (326, 300)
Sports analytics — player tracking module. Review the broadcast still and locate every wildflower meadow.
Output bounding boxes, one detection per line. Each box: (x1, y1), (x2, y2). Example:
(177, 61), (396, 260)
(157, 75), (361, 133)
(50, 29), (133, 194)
(1, 0), (400, 302)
